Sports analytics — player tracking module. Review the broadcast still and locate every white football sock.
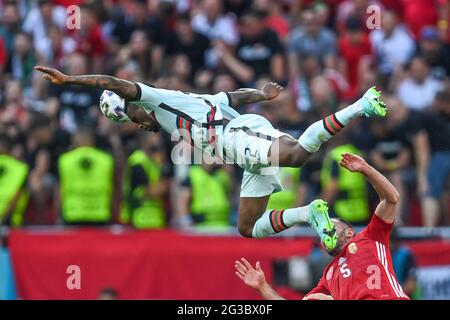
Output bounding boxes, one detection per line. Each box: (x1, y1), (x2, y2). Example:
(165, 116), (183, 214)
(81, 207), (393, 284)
(251, 206), (310, 238)
(298, 100), (364, 153)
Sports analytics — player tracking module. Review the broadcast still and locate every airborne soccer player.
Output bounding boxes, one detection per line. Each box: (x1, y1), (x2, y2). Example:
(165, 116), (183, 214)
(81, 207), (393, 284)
(35, 66), (387, 250)
(235, 153), (409, 300)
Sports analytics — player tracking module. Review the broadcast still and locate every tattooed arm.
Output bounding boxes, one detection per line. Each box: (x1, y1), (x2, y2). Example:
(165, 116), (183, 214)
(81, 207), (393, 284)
(228, 82), (283, 107)
(34, 66), (139, 101)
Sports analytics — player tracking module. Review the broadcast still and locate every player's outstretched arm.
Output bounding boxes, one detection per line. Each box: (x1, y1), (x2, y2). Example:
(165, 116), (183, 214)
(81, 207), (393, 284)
(339, 153), (400, 224)
(228, 82), (283, 107)
(234, 258), (285, 300)
(34, 66), (139, 101)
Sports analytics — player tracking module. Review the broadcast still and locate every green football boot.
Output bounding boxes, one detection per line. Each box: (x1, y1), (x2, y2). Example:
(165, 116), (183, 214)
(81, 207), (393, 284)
(361, 86), (387, 118)
(309, 200), (337, 251)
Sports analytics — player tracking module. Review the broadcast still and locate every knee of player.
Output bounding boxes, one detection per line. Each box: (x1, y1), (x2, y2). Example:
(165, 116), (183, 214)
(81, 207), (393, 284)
(284, 142), (307, 167)
(237, 221), (254, 238)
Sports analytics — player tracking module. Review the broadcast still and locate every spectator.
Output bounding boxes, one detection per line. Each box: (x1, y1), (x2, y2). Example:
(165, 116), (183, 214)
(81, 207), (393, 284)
(58, 127), (114, 225)
(211, 73), (238, 94)
(72, 4), (106, 73)
(164, 54), (192, 85)
(417, 26), (450, 79)
(0, 80), (27, 127)
(390, 230), (420, 299)
(164, 12), (211, 80)
(24, 114), (54, 223)
(267, 89), (307, 139)
(215, 10), (285, 85)
(338, 16), (372, 100)
(0, 1), (22, 55)
(252, 0), (289, 42)
(38, 24), (77, 67)
(48, 53), (101, 132)
(369, 10), (415, 86)
(191, 0), (239, 46)
(396, 56), (444, 111)
(5, 32), (36, 87)
(177, 158), (232, 229)
(223, 0), (253, 18)
(266, 167), (302, 211)
(288, 8), (337, 77)
(291, 55), (322, 112)
(367, 113), (411, 225)
(309, 75), (339, 114)
(336, 0), (382, 33)
(110, 0), (165, 46)
(22, 0), (66, 59)
(121, 132), (170, 229)
(321, 142), (370, 225)
(389, 92), (450, 226)
(0, 133), (29, 227)
(401, 0), (445, 39)
(115, 29), (155, 81)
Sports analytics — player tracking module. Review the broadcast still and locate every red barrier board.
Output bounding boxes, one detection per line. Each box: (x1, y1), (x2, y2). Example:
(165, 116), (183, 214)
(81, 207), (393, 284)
(8, 229), (313, 300)
(8, 229), (450, 300)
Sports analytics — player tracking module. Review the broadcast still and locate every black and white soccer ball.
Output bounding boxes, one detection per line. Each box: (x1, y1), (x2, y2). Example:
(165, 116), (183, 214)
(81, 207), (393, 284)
(99, 90), (130, 123)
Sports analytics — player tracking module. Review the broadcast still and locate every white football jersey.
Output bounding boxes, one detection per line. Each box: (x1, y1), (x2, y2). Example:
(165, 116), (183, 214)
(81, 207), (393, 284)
(130, 82), (240, 157)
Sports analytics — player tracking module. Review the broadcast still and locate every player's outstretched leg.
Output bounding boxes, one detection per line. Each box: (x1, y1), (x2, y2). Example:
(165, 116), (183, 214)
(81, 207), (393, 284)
(240, 197), (335, 243)
(272, 87), (387, 167)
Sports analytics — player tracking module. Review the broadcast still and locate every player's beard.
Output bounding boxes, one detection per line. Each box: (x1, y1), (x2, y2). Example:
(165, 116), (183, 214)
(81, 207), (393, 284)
(327, 230), (346, 257)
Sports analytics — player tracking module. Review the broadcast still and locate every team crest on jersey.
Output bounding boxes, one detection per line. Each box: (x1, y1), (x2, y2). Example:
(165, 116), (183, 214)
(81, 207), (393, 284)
(326, 267), (334, 280)
(348, 243), (358, 254)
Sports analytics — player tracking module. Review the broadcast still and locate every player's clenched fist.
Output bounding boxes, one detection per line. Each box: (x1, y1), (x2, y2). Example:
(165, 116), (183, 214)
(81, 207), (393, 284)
(262, 82), (283, 100)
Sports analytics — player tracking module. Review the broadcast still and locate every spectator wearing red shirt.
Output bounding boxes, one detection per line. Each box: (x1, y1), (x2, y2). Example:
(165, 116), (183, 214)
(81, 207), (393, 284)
(338, 16), (372, 100)
(73, 4), (106, 73)
(0, 37), (7, 78)
(252, 0), (290, 42)
(400, 0), (445, 39)
(336, 0), (383, 34)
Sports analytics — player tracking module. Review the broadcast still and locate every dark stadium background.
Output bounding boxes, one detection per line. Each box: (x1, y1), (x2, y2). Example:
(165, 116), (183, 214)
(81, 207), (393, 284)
(0, 0), (449, 300)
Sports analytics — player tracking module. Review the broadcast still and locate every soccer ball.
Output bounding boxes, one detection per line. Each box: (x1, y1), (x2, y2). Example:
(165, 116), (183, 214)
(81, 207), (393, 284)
(99, 90), (130, 123)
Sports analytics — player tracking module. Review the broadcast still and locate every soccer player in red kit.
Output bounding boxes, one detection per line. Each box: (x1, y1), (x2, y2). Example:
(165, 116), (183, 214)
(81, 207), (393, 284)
(235, 153), (409, 300)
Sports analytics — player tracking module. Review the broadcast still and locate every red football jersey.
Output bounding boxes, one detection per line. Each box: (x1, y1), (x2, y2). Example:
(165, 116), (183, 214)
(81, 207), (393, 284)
(307, 214), (410, 300)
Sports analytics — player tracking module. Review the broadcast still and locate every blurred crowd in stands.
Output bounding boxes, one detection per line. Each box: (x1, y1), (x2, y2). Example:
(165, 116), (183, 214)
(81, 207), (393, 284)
(0, 0), (449, 230)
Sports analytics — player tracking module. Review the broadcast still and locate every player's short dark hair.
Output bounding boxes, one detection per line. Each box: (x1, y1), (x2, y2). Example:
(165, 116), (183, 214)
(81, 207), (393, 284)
(334, 217), (353, 229)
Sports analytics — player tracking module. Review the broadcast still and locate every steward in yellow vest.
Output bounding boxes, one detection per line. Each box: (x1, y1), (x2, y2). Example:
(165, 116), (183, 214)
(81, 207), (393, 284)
(58, 130), (114, 224)
(0, 135), (29, 227)
(267, 167), (301, 210)
(182, 164), (231, 227)
(321, 144), (370, 223)
(121, 133), (169, 229)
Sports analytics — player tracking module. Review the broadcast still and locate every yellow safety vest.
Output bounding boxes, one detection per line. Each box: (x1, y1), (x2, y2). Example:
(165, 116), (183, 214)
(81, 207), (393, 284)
(189, 166), (230, 226)
(121, 150), (165, 229)
(0, 155), (29, 227)
(321, 144), (369, 223)
(58, 146), (114, 223)
(268, 167), (301, 210)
